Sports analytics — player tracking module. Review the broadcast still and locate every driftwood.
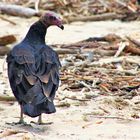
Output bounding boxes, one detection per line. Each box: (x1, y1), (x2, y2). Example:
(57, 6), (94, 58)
(1, 0), (140, 22)
(83, 114), (127, 120)
(81, 33), (122, 43)
(67, 13), (125, 22)
(114, 42), (129, 57)
(0, 35), (16, 46)
(0, 96), (16, 101)
(0, 130), (27, 139)
(54, 48), (80, 54)
(90, 56), (140, 66)
(64, 96), (90, 102)
(115, 0), (137, 12)
(127, 36), (140, 47)
(125, 42), (140, 55)
(23, 0), (41, 12)
(0, 3), (40, 17)
(0, 46), (10, 56)
(0, 35), (16, 55)
(0, 15), (16, 25)
(56, 102), (70, 107)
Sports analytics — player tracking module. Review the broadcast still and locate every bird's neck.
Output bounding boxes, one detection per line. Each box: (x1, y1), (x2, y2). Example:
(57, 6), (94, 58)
(23, 21), (48, 46)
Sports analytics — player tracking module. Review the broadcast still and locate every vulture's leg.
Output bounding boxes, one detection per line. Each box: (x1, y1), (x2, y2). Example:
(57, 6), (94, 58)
(30, 114), (43, 125)
(14, 105), (27, 125)
(30, 114), (53, 125)
(18, 106), (25, 124)
(38, 114), (43, 125)
(7, 106), (29, 125)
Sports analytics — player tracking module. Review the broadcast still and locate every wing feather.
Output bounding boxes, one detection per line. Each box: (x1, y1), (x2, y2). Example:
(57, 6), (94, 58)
(7, 45), (61, 106)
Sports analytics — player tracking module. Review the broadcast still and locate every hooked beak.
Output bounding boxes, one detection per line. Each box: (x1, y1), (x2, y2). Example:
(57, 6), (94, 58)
(58, 24), (64, 30)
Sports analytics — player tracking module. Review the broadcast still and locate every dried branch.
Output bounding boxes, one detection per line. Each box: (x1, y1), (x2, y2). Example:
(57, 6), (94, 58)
(90, 56), (140, 66)
(0, 15), (16, 25)
(0, 3), (39, 17)
(0, 96), (16, 101)
(114, 42), (129, 57)
(126, 36), (140, 48)
(0, 35), (16, 45)
(68, 13), (125, 22)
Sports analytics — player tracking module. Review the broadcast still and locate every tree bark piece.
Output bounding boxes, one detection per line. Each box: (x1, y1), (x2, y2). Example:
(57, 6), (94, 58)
(0, 95), (16, 101)
(0, 35), (16, 46)
(0, 15), (16, 25)
(0, 46), (10, 55)
(0, 3), (39, 17)
(68, 13), (125, 22)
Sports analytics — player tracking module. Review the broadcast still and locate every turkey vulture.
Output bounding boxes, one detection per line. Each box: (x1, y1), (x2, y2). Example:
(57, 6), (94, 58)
(6, 11), (64, 124)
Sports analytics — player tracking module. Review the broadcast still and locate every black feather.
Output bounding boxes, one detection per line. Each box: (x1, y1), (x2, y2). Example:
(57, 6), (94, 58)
(7, 21), (61, 117)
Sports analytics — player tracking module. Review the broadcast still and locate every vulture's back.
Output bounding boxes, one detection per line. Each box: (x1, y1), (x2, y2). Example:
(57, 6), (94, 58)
(7, 43), (61, 117)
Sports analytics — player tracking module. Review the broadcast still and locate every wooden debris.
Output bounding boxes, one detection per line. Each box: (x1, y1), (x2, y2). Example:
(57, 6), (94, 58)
(83, 115), (127, 120)
(115, 0), (138, 12)
(90, 56), (140, 65)
(124, 42), (140, 55)
(1, 0), (140, 22)
(47, 33), (140, 104)
(0, 46), (10, 55)
(0, 35), (16, 55)
(0, 95), (16, 101)
(56, 102), (70, 107)
(0, 3), (39, 17)
(0, 15), (16, 25)
(0, 35), (16, 46)
(82, 123), (93, 128)
(82, 33), (122, 43)
(114, 42), (129, 57)
(54, 48), (80, 54)
(96, 121), (103, 124)
(0, 130), (26, 138)
(126, 36), (140, 47)
(23, 0), (41, 12)
(67, 13), (125, 22)
(64, 96), (90, 102)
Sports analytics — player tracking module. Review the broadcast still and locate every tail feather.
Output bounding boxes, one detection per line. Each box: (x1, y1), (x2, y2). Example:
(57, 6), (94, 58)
(22, 101), (56, 117)
(17, 78), (57, 117)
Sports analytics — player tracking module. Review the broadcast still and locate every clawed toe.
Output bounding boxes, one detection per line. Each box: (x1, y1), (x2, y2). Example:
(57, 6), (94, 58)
(30, 121), (53, 125)
(6, 120), (31, 126)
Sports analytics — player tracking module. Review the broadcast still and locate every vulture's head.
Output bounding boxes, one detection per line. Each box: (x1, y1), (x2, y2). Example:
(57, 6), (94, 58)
(40, 11), (64, 30)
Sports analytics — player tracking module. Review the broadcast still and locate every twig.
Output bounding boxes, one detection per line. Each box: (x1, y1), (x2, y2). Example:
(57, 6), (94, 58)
(0, 15), (16, 25)
(78, 81), (93, 91)
(99, 83), (111, 92)
(115, 0), (137, 12)
(54, 48), (79, 54)
(65, 96), (90, 102)
(0, 130), (27, 139)
(89, 56), (140, 66)
(56, 102), (70, 107)
(126, 36), (140, 48)
(68, 13), (125, 22)
(92, 67), (139, 75)
(83, 114), (127, 120)
(99, 106), (110, 113)
(0, 96), (16, 101)
(82, 123), (93, 128)
(114, 42), (129, 57)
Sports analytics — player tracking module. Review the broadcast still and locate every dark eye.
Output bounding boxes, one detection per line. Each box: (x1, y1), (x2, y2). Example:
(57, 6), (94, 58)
(50, 16), (56, 20)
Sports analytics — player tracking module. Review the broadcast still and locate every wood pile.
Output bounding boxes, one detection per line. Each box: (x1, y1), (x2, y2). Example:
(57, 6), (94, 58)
(1, 0), (140, 22)
(49, 34), (140, 102)
(1, 33), (139, 105)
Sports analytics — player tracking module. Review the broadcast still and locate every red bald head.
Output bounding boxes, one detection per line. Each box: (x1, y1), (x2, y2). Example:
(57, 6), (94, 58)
(40, 11), (64, 30)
